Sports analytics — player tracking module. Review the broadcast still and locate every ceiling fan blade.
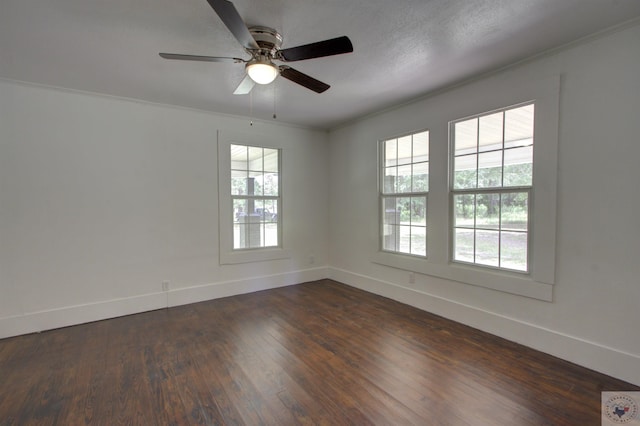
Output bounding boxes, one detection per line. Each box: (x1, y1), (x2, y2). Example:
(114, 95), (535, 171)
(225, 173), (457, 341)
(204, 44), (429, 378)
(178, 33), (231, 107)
(233, 75), (255, 95)
(205, 0), (259, 50)
(279, 66), (330, 93)
(278, 36), (353, 62)
(159, 53), (244, 63)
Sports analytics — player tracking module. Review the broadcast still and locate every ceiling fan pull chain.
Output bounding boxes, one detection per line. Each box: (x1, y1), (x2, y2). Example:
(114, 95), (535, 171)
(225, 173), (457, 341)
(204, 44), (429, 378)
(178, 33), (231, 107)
(249, 89), (253, 126)
(273, 83), (277, 120)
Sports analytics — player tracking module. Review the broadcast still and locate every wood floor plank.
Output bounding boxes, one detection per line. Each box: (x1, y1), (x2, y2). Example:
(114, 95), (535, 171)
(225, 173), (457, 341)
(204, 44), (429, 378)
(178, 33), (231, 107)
(1, 279), (638, 425)
(266, 305), (428, 424)
(260, 324), (376, 425)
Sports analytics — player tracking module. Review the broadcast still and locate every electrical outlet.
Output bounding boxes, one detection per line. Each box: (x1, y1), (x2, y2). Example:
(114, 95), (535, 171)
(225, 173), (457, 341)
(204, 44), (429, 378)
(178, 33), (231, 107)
(409, 272), (415, 284)
(162, 281), (170, 292)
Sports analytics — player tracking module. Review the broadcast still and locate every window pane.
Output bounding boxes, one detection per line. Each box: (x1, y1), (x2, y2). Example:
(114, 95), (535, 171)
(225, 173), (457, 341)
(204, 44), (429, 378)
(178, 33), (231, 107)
(398, 225), (411, 254)
(476, 194), (500, 230)
(503, 146), (533, 187)
(231, 170), (248, 195)
(385, 139), (397, 167)
(413, 162), (429, 192)
(261, 199), (278, 223)
(383, 197), (398, 225)
(397, 165), (412, 193)
(397, 197), (411, 224)
(263, 148), (279, 172)
(397, 136), (412, 165)
(454, 228), (475, 263)
(477, 151), (502, 188)
(231, 144), (248, 169)
(397, 197), (412, 253)
(478, 112), (503, 152)
(248, 147), (263, 171)
(384, 167), (397, 193)
(501, 192), (528, 231)
(253, 199), (264, 219)
(454, 154), (477, 189)
(248, 171), (263, 196)
(248, 223), (261, 248)
(505, 104), (534, 148)
(263, 172), (279, 196)
(500, 231), (527, 271)
(234, 213), (261, 249)
(234, 223), (244, 249)
(233, 199), (248, 222)
(411, 197), (426, 225)
(454, 119), (478, 156)
(475, 230), (499, 267)
(382, 197), (399, 252)
(413, 131), (429, 161)
(454, 194), (475, 228)
(410, 226), (426, 256)
(264, 223), (278, 247)
(383, 227), (398, 251)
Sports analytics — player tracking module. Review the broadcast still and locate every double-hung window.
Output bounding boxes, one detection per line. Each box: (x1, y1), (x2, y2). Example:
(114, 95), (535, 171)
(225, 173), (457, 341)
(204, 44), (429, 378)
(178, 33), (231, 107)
(218, 131), (290, 265)
(451, 103), (534, 272)
(230, 144), (280, 250)
(380, 131), (429, 257)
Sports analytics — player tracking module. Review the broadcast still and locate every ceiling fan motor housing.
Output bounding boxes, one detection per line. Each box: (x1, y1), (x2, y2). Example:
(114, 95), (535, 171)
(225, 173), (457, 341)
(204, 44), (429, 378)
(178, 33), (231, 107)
(248, 26), (283, 53)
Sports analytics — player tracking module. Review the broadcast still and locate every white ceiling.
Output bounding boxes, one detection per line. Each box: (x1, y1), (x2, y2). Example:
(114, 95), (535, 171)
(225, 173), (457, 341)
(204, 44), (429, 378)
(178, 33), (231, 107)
(2, 0), (640, 129)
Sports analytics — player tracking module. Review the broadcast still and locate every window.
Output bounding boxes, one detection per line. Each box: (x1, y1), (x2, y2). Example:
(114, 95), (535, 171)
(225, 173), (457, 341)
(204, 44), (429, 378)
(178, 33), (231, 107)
(218, 131), (290, 265)
(451, 103), (533, 272)
(380, 130), (429, 256)
(230, 144), (280, 250)
(372, 75), (558, 300)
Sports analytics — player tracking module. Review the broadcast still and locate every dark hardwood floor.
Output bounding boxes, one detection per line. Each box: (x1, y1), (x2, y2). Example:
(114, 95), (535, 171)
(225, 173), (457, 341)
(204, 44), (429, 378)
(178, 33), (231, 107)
(0, 279), (637, 425)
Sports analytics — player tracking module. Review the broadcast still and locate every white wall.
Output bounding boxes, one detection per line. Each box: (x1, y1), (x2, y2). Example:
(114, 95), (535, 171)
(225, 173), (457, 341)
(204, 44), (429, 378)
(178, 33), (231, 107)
(328, 23), (640, 385)
(0, 81), (329, 337)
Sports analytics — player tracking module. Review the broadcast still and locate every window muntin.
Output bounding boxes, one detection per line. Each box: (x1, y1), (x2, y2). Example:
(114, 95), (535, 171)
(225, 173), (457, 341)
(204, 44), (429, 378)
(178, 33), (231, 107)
(451, 103), (533, 272)
(230, 144), (280, 250)
(381, 130), (429, 257)
(453, 190), (529, 271)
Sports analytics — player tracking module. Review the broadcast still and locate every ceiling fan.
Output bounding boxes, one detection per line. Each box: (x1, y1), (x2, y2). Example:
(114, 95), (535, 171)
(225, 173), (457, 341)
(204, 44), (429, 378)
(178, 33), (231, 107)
(159, 0), (354, 94)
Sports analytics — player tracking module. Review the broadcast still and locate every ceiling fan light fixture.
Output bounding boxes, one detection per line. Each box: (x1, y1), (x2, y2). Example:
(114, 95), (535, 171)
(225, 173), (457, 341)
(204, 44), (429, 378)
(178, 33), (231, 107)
(246, 59), (278, 85)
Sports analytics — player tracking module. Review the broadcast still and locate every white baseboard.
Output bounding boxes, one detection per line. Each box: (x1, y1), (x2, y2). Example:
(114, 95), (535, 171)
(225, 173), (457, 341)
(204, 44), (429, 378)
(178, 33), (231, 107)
(167, 267), (328, 308)
(0, 292), (168, 340)
(3, 266), (637, 386)
(0, 267), (329, 340)
(328, 267), (640, 387)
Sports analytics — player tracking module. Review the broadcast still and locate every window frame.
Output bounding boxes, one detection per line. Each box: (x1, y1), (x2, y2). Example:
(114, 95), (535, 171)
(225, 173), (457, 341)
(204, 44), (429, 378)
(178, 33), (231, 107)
(450, 102), (534, 273)
(230, 144), (282, 251)
(379, 129), (430, 258)
(218, 131), (291, 265)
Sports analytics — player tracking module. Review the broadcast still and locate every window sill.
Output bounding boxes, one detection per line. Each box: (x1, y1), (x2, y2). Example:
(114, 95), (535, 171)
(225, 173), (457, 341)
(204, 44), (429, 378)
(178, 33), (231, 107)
(220, 248), (292, 265)
(372, 251), (553, 301)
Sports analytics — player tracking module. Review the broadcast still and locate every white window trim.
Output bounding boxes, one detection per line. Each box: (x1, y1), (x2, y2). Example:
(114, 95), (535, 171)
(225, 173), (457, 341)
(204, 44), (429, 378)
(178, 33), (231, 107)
(379, 129), (430, 258)
(218, 130), (291, 265)
(372, 75), (559, 301)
